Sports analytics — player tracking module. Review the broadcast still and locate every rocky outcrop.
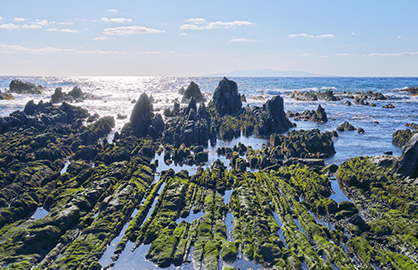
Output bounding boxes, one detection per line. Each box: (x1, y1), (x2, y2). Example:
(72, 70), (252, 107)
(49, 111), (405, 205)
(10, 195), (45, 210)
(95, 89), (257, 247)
(9, 79), (44, 94)
(213, 77), (242, 116)
(382, 103), (395, 109)
(287, 105), (328, 123)
(257, 95), (293, 134)
(181, 82), (205, 103)
(337, 121), (356, 131)
(123, 93), (164, 139)
(402, 86), (418, 95)
(396, 133), (418, 177)
(290, 90), (340, 101)
(392, 129), (417, 148)
(51, 87), (96, 103)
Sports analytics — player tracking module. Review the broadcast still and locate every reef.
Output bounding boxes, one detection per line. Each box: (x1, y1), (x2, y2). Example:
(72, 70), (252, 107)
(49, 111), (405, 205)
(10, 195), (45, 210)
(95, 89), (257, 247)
(1, 77), (418, 270)
(290, 90), (340, 101)
(181, 81), (206, 103)
(9, 80), (44, 94)
(287, 105), (328, 123)
(50, 87), (97, 103)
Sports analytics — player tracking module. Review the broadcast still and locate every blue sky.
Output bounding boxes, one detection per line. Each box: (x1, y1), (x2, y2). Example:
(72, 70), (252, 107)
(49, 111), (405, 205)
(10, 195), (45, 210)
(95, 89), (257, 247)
(0, 0), (417, 76)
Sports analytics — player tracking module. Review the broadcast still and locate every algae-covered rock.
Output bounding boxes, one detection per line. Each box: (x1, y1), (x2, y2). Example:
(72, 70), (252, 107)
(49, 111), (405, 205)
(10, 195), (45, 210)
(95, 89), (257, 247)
(392, 129), (416, 148)
(336, 121), (356, 131)
(397, 133), (418, 178)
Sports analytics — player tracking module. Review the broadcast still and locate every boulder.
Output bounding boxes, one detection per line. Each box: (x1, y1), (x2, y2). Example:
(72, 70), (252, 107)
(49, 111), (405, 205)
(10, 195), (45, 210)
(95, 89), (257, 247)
(336, 121), (356, 131)
(358, 127), (365, 134)
(9, 79), (44, 94)
(50, 86), (95, 103)
(259, 95), (293, 134)
(383, 103), (395, 109)
(213, 77), (242, 116)
(0, 92), (14, 100)
(392, 129), (416, 148)
(316, 105), (328, 123)
(396, 133), (418, 177)
(181, 82), (205, 103)
(402, 86), (418, 95)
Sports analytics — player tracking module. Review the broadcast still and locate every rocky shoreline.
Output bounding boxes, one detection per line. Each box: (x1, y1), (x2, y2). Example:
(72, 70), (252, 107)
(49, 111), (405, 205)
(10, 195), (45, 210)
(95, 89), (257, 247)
(1, 78), (418, 269)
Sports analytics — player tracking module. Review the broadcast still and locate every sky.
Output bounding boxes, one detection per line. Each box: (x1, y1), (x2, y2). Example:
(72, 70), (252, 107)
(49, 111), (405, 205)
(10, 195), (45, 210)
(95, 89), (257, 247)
(0, 0), (417, 77)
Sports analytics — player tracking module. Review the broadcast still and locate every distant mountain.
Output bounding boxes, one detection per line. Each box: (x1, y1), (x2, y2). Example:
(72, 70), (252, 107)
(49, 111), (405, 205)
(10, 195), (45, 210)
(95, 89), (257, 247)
(207, 69), (327, 77)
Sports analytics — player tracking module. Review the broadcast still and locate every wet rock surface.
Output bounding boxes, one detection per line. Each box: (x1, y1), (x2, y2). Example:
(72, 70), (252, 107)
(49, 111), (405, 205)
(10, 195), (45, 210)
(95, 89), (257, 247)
(213, 77), (242, 116)
(287, 105), (328, 123)
(9, 79), (44, 94)
(1, 78), (418, 270)
(50, 87), (97, 103)
(290, 89), (340, 101)
(181, 81), (205, 103)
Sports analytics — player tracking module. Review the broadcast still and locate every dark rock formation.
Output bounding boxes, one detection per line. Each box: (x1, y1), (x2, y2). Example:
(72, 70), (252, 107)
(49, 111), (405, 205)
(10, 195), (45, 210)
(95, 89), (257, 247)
(181, 82), (205, 103)
(358, 127), (365, 134)
(9, 80), (44, 94)
(287, 105), (328, 123)
(383, 103), (395, 109)
(51, 87), (96, 103)
(402, 86), (418, 95)
(290, 90), (340, 101)
(213, 77), (242, 116)
(122, 93), (164, 139)
(337, 121), (356, 131)
(396, 134), (418, 177)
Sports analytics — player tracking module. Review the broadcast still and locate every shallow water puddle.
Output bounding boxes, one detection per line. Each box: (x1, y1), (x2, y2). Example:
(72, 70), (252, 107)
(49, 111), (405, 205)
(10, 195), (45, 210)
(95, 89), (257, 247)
(272, 211), (287, 248)
(176, 210), (204, 224)
(60, 160), (71, 174)
(307, 209), (327, 227)
(224, 254), (264, 270)
(329, 177), (353, 204)
(31, 207), (48, 220)
(225, 212), (234, 242)
(223, 189), (233, 205)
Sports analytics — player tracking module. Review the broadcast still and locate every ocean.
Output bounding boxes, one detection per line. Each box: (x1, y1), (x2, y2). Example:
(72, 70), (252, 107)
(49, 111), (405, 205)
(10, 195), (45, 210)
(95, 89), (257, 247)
(2, 76), (417, 165)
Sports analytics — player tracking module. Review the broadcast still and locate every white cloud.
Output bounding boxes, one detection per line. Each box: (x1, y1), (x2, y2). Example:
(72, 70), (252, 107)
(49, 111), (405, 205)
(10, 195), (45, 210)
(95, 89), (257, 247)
(300, 53), (313, 57)
(22, 24), (42, 30)
(0, 16), (3, 21)
(180, 19), (253, 30)
(54, 22), (74, 26)
(100, 17), (133, 23)
(368, 52), (418, 57)
(0, 44), (123, 55)
(351, 32), (356, 35)
(47, 28), (78, 33)
(397, 36), (402, 39)
(336, 53), (353, 56)
(288, 33), (335, 38)
(108, 9), (118, 13)
(14, 17), (26, 22)
(179, 32), (191, 36)
(34, 19), (48, 26)
(186, 18), (206, 24)
(0, 23), (19, 30)
(103, 25), (164, 35)
(93, 36), (111, 40)
(230, 38), (254, 42)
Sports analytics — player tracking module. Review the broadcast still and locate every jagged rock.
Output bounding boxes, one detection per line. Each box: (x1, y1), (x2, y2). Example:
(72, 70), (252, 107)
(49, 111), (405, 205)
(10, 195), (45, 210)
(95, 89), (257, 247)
(396, 133), (418, 177)
(290, 90), (340, 101)
(392, 129), (416, 148)
(336, 121), (356, 131)
(181, 82), (205, 103)
(9, 80), (44, 94)
(287, 105), (327, 123)
(345, 101), (351, 106)
(383, 103), (395, 109)
(50, 87), (96, 103)
(257, 95), (293, 135)
(402, 86), (418, 95)
(358, 127), (365, 134)
(213, 77), (242, 116)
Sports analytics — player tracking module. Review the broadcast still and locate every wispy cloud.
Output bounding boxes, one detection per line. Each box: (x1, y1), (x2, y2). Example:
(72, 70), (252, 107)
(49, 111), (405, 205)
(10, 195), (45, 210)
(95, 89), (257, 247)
(336, 53), (354, 56)
(368, 51), (418, 57)
(100, 17), (133, 23)
(230, 38), (254, 42)
(179, 32), (191, 36)
(22, 24), (42, 30)
(288, 33), (335, 38)
(107, 9), (118, 13)
(14, 17), (26, 22)
(180, 19), (253, 30)
(34, 19), (48, 26)
(47, 28), (78, 33)
(0, 23), (19, 30)
(0, 16), (3, 21)
(103, 25), (164, 35)
(351, 32), (356, 36)
(54, 22), (74, 26)
(186, 18), (206, 24)
(93, 36), (111, 40)
(0, 44), (124, 55)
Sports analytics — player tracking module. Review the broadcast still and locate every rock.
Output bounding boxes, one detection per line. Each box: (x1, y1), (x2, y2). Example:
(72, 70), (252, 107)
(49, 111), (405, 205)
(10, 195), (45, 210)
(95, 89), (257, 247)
(384, 151), (393, 155)
(358, 127), (365, 134)
(406, 123), (418, 130)
(9, 79), (44, 94)
(290, 90), (340, 101)
(316, 105), (328, 123)
(284, 158), (325, 167)
(336, 121), (356, 131)
(178, 87), (185, 95)
(382, 103), (395, 109)
(259, 95), (293, 134)
(213, 77), (242, 116)
(117, 114), (127, 120)
(396, 133), (418, 177)
(345, 100), (351, 106)
(50, 86), (96, 103)
(392, 129), (416, 148)
(0, 92), (14, 100)
(181, 82), (205, 103)
(286, 105), (327, 123)
(402, 86), (418, 95)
